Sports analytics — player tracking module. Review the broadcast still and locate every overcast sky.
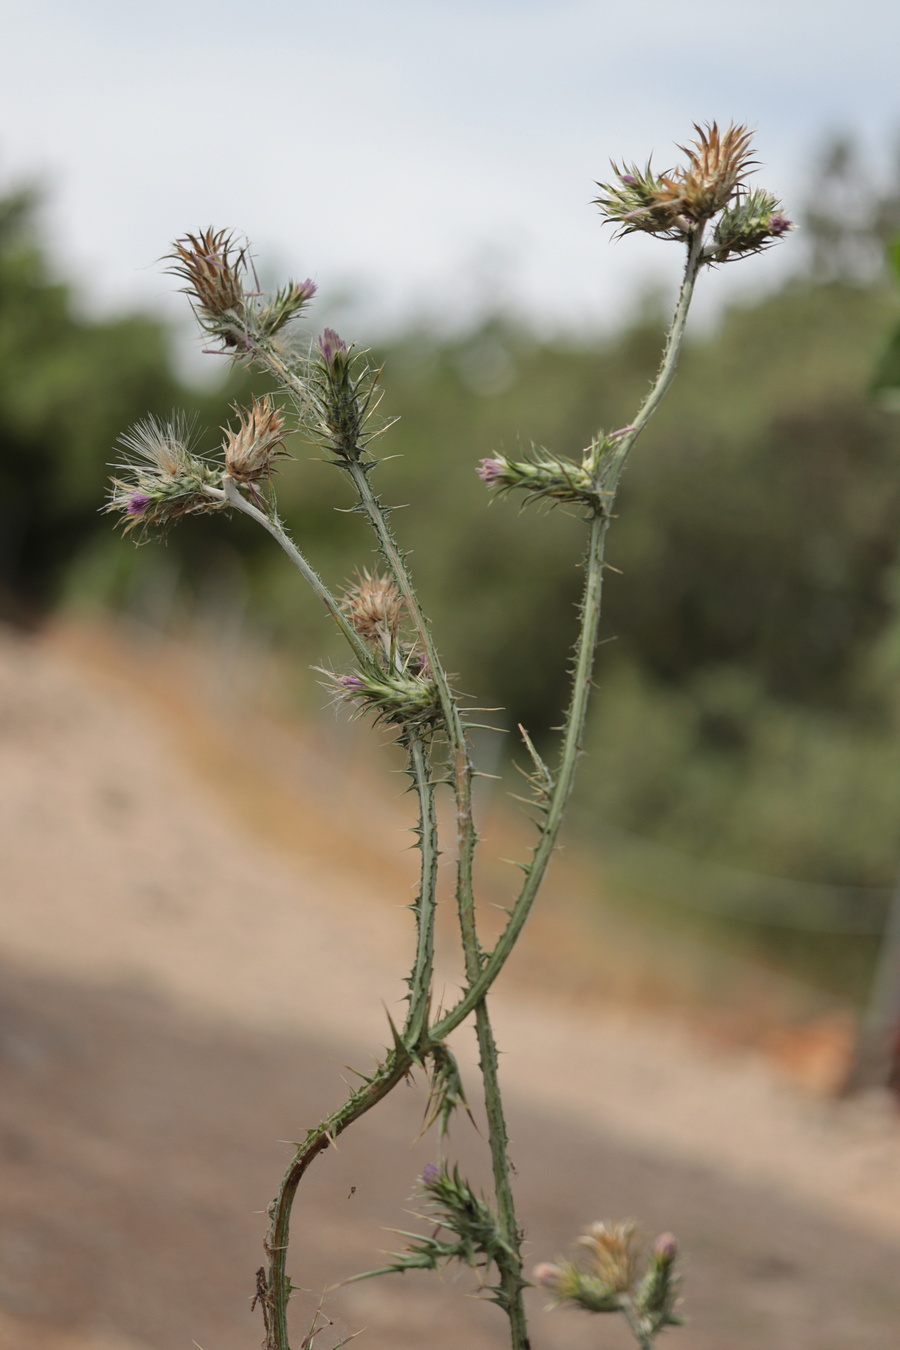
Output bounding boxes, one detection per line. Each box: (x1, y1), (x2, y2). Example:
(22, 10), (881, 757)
(2, 0), (898, 351)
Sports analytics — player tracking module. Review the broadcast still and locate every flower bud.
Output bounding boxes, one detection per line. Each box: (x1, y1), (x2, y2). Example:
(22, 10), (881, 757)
(531, 1262), (566, 1291)
(317, 327), (349, 374)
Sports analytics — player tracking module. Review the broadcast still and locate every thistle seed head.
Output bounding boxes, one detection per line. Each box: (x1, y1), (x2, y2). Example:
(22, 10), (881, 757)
(595, 122), (761, 240)
(168, 228), (246, 320)
(341, 569), (404, 648)
(106, 413), (225, 537)
(675, 121), (756, 219)
(115, 412), (196, 479)
(223, 395), (288, 483)
(577, 1220), (644, 1293)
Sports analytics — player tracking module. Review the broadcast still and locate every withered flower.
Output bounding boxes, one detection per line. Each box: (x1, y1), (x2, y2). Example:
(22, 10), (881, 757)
(106, 413), (224, 536)
(168, 229), (247, 334)
(577, 1221), (644, 1294)
(596, 122), (758, 238)
(223, 395), (288, 483)
(341, 569), (404, 649)
(673, 121), (756, 220)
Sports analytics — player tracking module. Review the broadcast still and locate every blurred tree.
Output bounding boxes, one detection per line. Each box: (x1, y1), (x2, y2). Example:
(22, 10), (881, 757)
(803, 134), (900, 282)
(0, 184), (239, 619)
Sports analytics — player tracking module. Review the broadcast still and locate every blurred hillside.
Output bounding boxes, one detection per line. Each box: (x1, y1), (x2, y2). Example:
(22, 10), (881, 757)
(4, 140), (900, 1007)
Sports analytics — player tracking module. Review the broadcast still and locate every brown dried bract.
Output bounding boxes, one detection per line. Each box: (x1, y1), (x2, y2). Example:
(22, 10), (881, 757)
(223, 395), (288, 484)
(341, 569), (404, 648)
(670, 121), (756, 221)
(168, 228), (246, 318)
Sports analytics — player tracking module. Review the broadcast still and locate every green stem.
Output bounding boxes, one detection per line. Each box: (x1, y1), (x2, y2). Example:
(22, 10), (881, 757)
(433, 229), (706, 1042)
(262, 1048), (413, 1350)
(261, 736), (436, 1350)
(343, 463), (530, 1349)
(218, 477), (369, 664)
(344, 461), (478, 917)
(405, 735), (438, 1043)
(474, 1003), (530, 1348)
(217, 477), (440, 1347)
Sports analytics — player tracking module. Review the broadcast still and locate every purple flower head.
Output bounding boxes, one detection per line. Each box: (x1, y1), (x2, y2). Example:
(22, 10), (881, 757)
(653, 1232), (677, 1262)
(126, 493), (151, 517)
(420, 1162), (440, 1186)
(296, 278), (318, 303)
(317, 327), (348, 368)
(620, 174), (639, 187)
(768, 213), (793, 237)
(476, 457), (505, 484)
(339, 673), (365, 689)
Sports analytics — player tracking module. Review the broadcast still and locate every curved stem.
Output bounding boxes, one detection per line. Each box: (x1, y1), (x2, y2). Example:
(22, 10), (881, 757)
(262, 1048), (413, 1350)
(434, 230), (706, 1042)
(215, 478), (440, 1347)
(217, 477), (369, 664)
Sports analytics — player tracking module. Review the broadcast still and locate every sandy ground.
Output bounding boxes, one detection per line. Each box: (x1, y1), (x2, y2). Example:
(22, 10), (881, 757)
(1, 620), (900, 1350)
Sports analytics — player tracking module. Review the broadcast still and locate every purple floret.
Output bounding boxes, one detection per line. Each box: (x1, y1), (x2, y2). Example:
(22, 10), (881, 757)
(126, 493), (151, 516)
(476, 457), (504, 483)
(317, 327), (348, 366)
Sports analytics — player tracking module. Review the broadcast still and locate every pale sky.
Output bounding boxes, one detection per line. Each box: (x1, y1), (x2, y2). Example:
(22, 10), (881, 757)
(2, 0), (898, 351)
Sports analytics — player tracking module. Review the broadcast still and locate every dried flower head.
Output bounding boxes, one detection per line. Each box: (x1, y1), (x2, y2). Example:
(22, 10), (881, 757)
(534, 1220), (683, 1331)
(578, 1221), (644, 1293)
(223, 395), (288, 483)
(341, 569), (404, 650)
(106, 413), (224, 537)
(169, 229), (245, 316)
(675, 121), (756, 220)
(596, 122), (758, 240)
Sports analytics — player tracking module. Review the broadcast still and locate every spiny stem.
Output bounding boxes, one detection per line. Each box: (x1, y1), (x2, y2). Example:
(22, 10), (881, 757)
(217, 477), (369, 663)
(217, 476), (440, 1346)
(433, 230), (706, 1042)
(406, 735), (438, 1043)
(343, 464), (530, 1349)
(344, 461), (478, 915)
(475, 1003), (531, 1348)
(263, 1048), (413, 1350)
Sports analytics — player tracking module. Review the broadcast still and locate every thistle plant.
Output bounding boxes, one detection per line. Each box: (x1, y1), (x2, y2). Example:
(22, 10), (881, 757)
(106, 125), (790, 1350)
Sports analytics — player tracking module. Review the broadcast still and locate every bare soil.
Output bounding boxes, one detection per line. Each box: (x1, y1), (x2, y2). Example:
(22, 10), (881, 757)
(1, 621), (899, 1350)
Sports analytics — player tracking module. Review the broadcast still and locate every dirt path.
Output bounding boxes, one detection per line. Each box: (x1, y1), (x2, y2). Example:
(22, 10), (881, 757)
(1, 622), (899, 1349)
